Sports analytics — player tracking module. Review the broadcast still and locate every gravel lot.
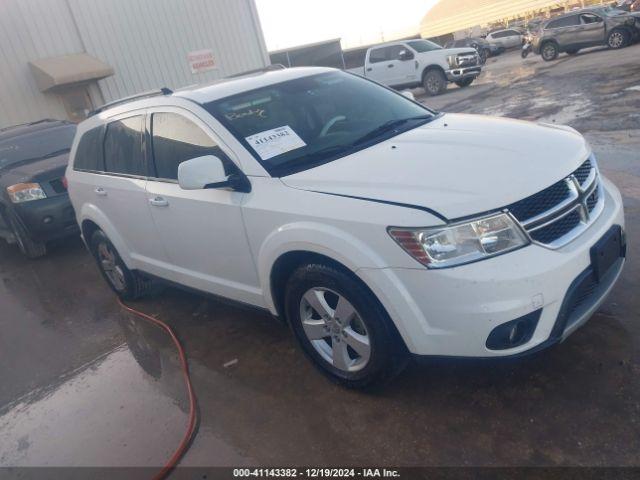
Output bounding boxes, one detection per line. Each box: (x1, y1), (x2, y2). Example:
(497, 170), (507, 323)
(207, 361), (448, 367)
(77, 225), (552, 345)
(1, 45), (639, 471)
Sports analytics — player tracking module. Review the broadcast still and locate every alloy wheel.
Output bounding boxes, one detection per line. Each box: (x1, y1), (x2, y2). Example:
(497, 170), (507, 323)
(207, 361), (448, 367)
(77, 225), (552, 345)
(609, 32), (624, 48)
(542, 44), (556, 60)
(97, 241), (127, 292)
(299, 287), (371, 372)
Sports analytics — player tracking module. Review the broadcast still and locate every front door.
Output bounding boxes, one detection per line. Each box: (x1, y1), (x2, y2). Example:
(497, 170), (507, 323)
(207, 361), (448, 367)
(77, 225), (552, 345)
(385, 45), (418, 86)
(578, 13), (605, 46)
(143, 108), (262, 306)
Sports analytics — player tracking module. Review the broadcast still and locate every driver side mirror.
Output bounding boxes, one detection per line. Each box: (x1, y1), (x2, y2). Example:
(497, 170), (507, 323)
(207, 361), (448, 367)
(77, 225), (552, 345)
(398, 49), (414, 61)
(178, 155), (250, 192)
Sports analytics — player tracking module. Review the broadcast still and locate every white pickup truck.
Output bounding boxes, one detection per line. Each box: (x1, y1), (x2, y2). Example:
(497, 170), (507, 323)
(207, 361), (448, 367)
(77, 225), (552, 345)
(363, 39), (482, 96)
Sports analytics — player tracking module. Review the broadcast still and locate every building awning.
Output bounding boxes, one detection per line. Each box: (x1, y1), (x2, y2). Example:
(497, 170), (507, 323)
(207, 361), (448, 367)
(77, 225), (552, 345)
(29, 53), (114, 92)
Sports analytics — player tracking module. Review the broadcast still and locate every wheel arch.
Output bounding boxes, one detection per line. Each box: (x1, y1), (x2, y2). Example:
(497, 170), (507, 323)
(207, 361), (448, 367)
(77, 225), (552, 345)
(78, 203), (133, 266)
(268, 249), (409, 354)
(421, 64), (446, 82)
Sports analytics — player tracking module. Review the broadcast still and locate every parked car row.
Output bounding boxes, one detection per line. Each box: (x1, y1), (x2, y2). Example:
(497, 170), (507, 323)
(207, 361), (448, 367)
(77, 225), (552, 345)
(531, 6), (640, 60)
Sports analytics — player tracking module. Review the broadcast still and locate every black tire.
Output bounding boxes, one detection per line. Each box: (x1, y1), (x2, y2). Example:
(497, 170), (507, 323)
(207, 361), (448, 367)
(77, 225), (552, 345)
(479, 49), (488, 64)
(455, 77), (474, 88)
(566, 49), (580, 55)
(8, 213), (47, 259)
(285, 263), (408, 389)
(422, 68), (447, 96)
(541, 42), (559, 61)
(89, 229), (151, 300)
(607, 29), (629, 49)
(521, 49), (529, 59)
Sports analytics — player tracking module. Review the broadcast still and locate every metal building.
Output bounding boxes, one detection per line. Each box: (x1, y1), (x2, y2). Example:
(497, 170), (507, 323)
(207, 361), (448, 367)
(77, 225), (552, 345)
(0, 0), (269, 128)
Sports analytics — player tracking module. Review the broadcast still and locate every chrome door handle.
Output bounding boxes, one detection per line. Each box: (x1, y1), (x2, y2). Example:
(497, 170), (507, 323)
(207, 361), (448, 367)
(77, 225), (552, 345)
(149, 196), (169, 207)
(95, 187), (107, 196)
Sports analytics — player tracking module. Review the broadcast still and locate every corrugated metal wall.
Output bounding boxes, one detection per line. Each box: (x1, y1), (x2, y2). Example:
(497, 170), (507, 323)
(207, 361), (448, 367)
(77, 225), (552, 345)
(0, 0), (85, 125)
(0, 0), (269, 128)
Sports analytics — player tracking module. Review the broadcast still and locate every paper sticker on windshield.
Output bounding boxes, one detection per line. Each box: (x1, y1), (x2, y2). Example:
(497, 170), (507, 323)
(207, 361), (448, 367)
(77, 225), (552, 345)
(245, 126), (306, 160)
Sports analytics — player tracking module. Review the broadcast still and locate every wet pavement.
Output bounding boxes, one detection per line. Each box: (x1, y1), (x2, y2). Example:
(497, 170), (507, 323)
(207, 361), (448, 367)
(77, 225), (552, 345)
(0, 46), (639, 473)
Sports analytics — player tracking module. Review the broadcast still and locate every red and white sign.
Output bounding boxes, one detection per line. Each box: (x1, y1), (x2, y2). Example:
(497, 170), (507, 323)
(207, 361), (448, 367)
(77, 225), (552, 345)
(187, 49), (216, 74)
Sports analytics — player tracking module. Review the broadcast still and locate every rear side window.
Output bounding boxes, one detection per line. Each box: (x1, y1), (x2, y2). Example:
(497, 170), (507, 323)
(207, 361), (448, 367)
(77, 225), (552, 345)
(150, 112), (231, 181)
(73, 126), (103, 171)
(103, 116), (145, 176)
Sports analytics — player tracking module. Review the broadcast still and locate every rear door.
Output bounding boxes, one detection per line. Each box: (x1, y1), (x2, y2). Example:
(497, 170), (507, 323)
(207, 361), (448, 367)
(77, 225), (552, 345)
(93, 113), (168, 266)
(144, 107), (261, 305)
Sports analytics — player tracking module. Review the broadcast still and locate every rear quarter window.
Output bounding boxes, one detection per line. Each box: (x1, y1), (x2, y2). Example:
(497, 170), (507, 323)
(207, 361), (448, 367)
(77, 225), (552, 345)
(103, 116), (146, 176)
(73, 126), (104, 172)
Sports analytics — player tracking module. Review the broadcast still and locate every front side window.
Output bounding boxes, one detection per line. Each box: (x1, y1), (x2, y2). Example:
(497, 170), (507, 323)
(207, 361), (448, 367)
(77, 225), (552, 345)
(103, 116), (145, 176)
(150, 112), (231, 180)
(406, 40), (442, 52)
(206, 71), (435, 177)
(581, 13), (602, 24)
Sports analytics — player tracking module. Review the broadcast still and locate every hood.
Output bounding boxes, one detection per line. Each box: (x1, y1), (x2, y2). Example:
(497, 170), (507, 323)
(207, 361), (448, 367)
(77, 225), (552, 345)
(281, 113), (590, 220)
(438, 47), (477, 56)
(0, 152), (69, 187)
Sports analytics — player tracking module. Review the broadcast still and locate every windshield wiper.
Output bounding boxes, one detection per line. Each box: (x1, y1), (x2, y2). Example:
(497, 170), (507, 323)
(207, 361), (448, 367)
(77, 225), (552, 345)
(352, 115), (433, 147)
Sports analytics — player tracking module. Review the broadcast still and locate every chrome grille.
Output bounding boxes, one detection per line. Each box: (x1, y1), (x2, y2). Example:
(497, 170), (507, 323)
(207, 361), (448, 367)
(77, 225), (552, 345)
(508, 156), (604, 248)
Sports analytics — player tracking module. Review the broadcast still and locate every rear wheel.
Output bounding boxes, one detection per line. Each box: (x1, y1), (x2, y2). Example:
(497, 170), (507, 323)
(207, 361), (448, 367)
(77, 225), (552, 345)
(285, 263), (408, 388)
(422, 69), (447, 96)
(607, 29), (629, 49)
(8, 213), (47, 259)
(89, 229), (151, 300)
(541, 42), (559, 61)
(455, 77), (475, 88)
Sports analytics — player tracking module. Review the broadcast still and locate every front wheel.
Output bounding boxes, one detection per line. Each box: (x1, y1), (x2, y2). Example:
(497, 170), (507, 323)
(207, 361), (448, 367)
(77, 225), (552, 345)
(422, 69), (447, 96)
(89, 229), (151, 300)
(455, 77), (474, 88)
(285, 263), (408, 388)
(8, 213), (47, 259)
(607, 29), (629, 49)
(541, 42), (559, 61)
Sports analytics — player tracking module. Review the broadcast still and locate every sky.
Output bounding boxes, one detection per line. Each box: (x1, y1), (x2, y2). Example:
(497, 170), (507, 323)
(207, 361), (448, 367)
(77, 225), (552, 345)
(255, 0), (440, 51)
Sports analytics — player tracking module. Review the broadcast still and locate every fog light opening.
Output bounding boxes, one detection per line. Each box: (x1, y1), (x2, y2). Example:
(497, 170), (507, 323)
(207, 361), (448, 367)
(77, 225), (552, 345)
(486, 309), (542, 351)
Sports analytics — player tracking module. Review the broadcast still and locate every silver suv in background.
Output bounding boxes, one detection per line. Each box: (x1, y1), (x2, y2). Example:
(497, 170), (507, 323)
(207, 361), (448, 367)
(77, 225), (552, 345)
(532, 6), (640, 60)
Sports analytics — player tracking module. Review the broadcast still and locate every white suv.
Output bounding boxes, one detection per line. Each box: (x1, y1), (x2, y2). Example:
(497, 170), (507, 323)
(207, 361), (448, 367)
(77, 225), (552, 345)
(67, 67), (626, 388)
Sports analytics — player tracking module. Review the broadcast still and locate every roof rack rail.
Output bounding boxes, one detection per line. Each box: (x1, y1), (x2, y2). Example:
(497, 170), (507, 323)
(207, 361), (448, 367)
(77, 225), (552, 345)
(89, 88), (173, 117)
(226, 64), (286, 79)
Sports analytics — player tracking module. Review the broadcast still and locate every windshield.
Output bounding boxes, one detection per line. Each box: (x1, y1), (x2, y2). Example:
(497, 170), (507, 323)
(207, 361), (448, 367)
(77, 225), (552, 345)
(406, 40), (442, 52)
(206, 71), (435, 176)
(0, 124), (76, 170)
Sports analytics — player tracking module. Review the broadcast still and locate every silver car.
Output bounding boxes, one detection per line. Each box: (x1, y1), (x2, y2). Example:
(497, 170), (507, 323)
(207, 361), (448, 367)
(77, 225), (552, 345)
(532, 7), (640, 61)
(485, 28), (523, 49)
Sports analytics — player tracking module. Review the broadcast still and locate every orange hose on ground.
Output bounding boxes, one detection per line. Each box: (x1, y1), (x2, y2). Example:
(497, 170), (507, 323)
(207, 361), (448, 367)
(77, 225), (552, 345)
(117, 298), (198, 480)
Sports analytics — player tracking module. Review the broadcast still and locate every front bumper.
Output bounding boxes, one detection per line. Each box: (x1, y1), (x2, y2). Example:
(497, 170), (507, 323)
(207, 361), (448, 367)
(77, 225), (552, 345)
(359, 177), (625, 357)
(445, 66), (482, 81)
(13, 194), (79, 242)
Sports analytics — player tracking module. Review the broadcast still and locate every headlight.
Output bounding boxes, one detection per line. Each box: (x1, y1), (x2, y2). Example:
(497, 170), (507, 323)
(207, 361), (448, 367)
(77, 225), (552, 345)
(388, 213), (529, 268)
(7, 183), (47, 203)
(447, 54), (458, 68)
